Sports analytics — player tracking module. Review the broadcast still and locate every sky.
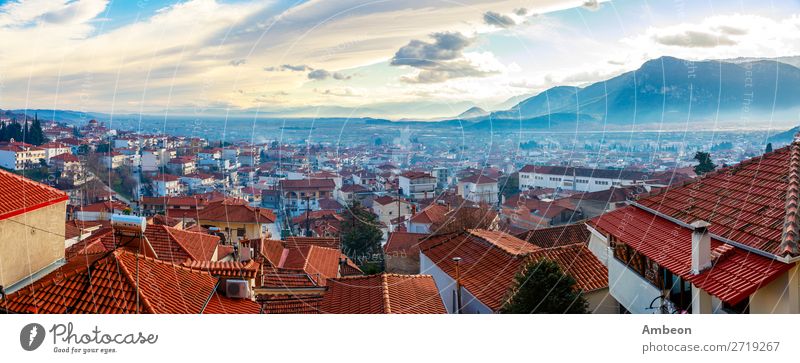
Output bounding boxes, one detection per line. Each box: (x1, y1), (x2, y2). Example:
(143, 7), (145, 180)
(0, 0), (799, 119)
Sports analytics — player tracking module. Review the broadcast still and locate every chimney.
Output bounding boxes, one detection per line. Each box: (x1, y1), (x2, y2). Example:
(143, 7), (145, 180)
(691, 220), (711, 274)
(452, 257), (463, 314)
(338, 257), (347, 277)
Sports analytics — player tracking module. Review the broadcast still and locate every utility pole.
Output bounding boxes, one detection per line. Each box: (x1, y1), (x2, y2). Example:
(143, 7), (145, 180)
(453, 257), (463, 314)
(304, 195), (311, 237)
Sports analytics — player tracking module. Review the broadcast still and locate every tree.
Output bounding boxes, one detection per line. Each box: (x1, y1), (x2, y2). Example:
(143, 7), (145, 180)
(340, 201), (383, 268)
(766, 143), (773, 153)
(27, 115), (45, 145)
(431, 204), (496, 235)
(693, 151), (716, 175)
(501, 258), (588, 314)
(498, 172), (519, 199)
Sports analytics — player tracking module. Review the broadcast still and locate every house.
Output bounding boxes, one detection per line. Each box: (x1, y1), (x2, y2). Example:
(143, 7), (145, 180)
(278, 178), (336, 216)
(167, 156), (196, 175)
(518, 165), (650, 193)
(407, 203), (449, 233)
(337, 183), (370, 204)
(420, 229), (613, 313)
(151, 174), (182, 196)
(384, 232), (428, 274)
(0, 141), (45, 170)
(72, 201), (129, 221)
(319, 273), (446, 313)
(500, 198), (583, 230)
(250, 238), (363, 313)
(399, 171), (436, 200)
(371, 195), (413, 229)
(1, 250), (259, 314)
(180, 172), (216, 192)
(39, 142), (71, 163)
(196, 200), (278, 242)
(66, 223), (220, 263)
(585, 141), (800, 314)
(99, 152), (126, 169)
(139, 195), (214, 218)
(0, 169), (69, 294)
(457, 174), (499, 204)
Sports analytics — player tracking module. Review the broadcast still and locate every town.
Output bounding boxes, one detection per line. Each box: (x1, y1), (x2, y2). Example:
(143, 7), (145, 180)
(1, 111), (797, 314)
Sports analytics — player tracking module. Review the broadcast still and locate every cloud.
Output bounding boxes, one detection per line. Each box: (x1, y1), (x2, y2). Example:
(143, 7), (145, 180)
(391, 32), (471, 68)
(582, 1), (601, 11)
(483, 11), (515, 28)
(391, 32), (504, 83)
(307, 69), (350, 81)
(313, 87), (360, 97)
(229, 59), (247, 66)
(514, 8), (528, 16)
(40, 0), (109, 25)
(653, 30), (736, 48)
(264, 64), (313, 72)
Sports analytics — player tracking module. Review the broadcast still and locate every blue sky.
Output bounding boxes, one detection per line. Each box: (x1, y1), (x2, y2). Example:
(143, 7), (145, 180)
(1, 0), (799, 118)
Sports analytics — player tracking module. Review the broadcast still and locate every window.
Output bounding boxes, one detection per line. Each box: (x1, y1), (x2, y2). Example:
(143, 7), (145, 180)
(612, 238), (665, 289)
(595, 180), (609, 185)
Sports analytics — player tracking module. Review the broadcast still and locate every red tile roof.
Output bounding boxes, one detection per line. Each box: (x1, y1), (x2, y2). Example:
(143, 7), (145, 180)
(515, 223), (591, 249)
(283, 236), (340, 250)
(401, 171), (433, 180)
(459, 174), (497, 184)
(196, 202), (276, 224)
(589, 206), (794, 304)
(320, 273), (446, 314)
(0, 169), (68, 220)
(257, 293), (324, 314)
(384, 232), (428, 255)
(278, 178), (335, 191)
(282, 245), (342, 286)
(182, 260), (259, 279)
(635, 143), (798, 257)
(409, 203), (449, 225)
(419, 230), (535, 311)
(1, 250), (259, 314)
(66, 225), (219, 263)
(525, 243), (608, 292)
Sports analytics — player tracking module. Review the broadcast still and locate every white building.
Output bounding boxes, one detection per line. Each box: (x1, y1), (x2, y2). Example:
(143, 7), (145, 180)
(398, 171), (436, 200)
(0, 142), (45, 170)
(151, 174), (182, 197)
(518, 165), (650, 193)
(457, 174), (498, 204)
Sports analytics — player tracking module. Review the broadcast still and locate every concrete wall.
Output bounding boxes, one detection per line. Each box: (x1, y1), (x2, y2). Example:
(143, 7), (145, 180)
(607, 253), (663, 314)
(750, 265), (800, 314)
(0, 201), (66, 289)
(584, 289), (619, 314)
(385, 252), (420, 275)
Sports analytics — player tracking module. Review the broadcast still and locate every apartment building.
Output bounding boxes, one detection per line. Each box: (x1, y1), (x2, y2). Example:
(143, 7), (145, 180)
(519, 165), (650, 193)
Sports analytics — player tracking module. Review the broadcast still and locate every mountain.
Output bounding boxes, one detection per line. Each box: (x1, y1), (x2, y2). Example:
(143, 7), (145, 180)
(457, 106), (488, 119)
(493, 93), (534, 110)
(492, 56), (800, 125)
(722, 56), (800, 70)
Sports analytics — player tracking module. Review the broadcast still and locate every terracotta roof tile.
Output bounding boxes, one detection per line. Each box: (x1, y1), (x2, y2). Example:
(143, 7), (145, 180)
(590, 206), (794, 304)
(526, 243), (608, 292)
(0, 169), (68, 220)
(515, 223), (591, 249)
(636, 143), (800, 257)
(1, 250), (259, 314)
(320, 273), (445, 314)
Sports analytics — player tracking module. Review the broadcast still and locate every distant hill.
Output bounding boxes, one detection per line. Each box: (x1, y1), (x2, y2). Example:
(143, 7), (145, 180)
(457, 106), (488, 119)
(490, 56), (800, 124)
(768, 126), (800, 145)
